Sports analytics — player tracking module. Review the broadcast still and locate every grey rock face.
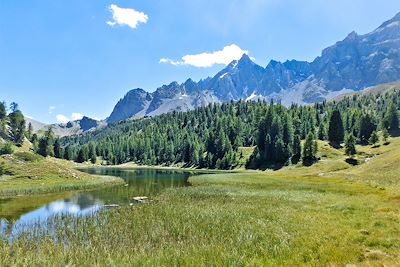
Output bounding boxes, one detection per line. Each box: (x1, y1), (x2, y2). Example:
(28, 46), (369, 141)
(107, 12), (400, 122)
(107, 89), (152, 123)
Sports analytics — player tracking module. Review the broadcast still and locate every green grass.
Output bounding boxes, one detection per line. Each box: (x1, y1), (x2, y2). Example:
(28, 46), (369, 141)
(0, 152), (123, 197)
(1, 139), (400, 266)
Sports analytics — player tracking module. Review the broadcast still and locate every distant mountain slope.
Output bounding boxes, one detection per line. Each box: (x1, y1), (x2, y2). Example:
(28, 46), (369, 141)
(333, 80), (400, 101)
(107, 12), (400, 123)
(25, 116), (105, 137)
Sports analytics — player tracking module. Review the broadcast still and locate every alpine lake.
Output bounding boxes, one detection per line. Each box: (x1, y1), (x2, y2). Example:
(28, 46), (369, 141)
(0, 167), (204, 238)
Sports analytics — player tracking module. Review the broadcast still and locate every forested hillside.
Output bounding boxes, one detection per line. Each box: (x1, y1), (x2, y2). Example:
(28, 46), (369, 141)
(56, 88), (400, 169)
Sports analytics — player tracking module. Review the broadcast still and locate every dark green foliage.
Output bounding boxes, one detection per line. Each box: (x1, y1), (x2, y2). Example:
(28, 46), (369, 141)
(302, 133), (318, 164)
(382, 128), (390, 144)
(384, 102), (399, 132)
(344, 133), (356, 157)
(14, 152), (42, 162)
(328, 110), (344, 145)
(31, 134), (39, 152)
(27, 122), (33, 140)
(9, 102), (19, 113)
(369, 131), (379, 146)
(89, 143), (97, 164)
(0, 102), (6, 121)
(38, 128), (55, 157)
(76, 146), (89, 163)
(64, 146), (73, 161)
(292, 135), (301, 163)
(0, 101), (26, 147)
(38, 139), (48, 157)
(255, 105), (294, 166)
(8, 110), (25, 146)
(60, 89), (400, 170)
(317, 124), (326, 140)
(54, 139), (63, 159)
(0, 143), (13, 155)
(357, 113), (376, 143)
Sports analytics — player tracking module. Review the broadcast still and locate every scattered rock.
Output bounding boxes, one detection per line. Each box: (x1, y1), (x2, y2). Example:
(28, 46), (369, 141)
(359, 229), (370, 235)
(133, 196), (149, 203)
(364, 249), (390, 260)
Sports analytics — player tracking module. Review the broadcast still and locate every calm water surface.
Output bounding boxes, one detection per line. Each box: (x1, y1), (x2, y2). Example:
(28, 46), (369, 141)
(0, 168), (198, 237)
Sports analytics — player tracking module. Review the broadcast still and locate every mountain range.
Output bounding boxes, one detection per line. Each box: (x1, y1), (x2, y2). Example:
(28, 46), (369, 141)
(26, 116), (105, 137)
(106, 12), (400, 123)
(27, 12), (400, 134)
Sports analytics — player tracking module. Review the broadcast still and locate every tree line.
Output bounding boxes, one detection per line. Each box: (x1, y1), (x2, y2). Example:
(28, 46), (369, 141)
(56, 89), (399, 169)
(2, 88), (399, 171)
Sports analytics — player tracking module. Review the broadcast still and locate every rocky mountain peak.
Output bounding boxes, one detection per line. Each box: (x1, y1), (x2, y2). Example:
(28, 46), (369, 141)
(105, 11), (400, 122)
(344, 31), (358, 41)
(237, 54), (253, 65)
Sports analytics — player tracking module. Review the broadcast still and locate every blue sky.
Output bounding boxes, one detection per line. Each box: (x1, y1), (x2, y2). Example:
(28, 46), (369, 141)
(1, 0), (400, 123)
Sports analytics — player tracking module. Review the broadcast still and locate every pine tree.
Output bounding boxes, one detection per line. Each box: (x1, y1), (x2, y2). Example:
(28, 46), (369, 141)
(274, 136), (287, 163)
(38, 128), (54, 157)
(9, 102), (19, 113)
(9, 110), (25, 146)
(344, 133), (356, 157)
(328, 109), (344, 145)
(0, 102), (6, 121)
(38, 138), (48, 157)
(384, 102), (399, 132)
(369, 131), (379, 146)
(358, 113), (376, 143)
(64, 146), (73, 161)
(89, 144), (97, 164)
(317, 123), (326, 140)
(302, 133), (318, 164)
(76, 146), (89, 163)
(31, 134), (39, 152)
(54, 139), (63, 159)
(293, 134), (301, 160)
(27, 122), (33, 140)
(382, 128), (390, 144)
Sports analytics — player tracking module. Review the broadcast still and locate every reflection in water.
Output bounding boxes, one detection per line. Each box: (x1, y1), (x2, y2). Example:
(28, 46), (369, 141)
(0, 195), (102, 237)
(0, 168), (195, 238)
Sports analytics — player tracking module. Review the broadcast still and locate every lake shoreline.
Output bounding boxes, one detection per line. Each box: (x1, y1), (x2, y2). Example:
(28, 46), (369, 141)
(0, 174), (124, 199)
(79, 161), (252, 174)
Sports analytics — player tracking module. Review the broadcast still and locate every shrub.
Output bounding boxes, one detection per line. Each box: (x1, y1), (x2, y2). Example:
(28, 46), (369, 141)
(0, 143), (14, 155)
(14, 152), (42, 162)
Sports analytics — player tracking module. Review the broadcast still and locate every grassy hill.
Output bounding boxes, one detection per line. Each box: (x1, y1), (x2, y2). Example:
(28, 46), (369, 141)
(0, 144), (122, 197)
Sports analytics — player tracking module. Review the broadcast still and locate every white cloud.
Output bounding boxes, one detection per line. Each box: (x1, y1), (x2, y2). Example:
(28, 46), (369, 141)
(56, 113), (84, 124)
(107, 4), (148, 30)
(159, 44), (250, 68)
(56, 114), (69, 124)
(71, 113), (83, 121)
(48, 106), (55, 114)
(159, 58), (182, 66)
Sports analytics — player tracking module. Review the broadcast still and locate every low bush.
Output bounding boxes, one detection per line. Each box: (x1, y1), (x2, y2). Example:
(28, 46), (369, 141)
(0, 143), (13, 155)
(14, 151), (42, 162)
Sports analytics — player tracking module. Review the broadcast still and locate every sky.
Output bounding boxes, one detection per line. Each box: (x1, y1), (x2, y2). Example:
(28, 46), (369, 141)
(1, 1), (400, 123)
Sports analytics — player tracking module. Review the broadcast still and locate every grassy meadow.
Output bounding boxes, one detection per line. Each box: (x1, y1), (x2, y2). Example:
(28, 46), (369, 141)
(0, 137), (399, 266)
(0, 150), (122, 197)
